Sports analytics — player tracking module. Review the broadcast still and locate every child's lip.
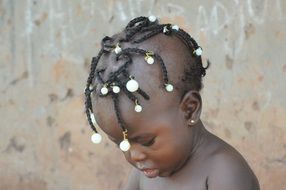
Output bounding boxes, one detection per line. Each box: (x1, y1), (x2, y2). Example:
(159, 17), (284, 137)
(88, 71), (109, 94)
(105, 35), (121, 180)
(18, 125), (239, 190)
(141, 168), (160, 178)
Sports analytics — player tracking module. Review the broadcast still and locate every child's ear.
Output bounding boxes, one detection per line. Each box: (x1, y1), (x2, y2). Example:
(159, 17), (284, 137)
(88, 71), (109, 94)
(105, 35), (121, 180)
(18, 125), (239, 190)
(179, 91), (202, 125)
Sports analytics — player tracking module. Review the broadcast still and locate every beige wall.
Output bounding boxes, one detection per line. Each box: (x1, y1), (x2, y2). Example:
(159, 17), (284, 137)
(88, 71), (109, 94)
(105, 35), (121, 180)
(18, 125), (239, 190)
(0, 0), (285, 189)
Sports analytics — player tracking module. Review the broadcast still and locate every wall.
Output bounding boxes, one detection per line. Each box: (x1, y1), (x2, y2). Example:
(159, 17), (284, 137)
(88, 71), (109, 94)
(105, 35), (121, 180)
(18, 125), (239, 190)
(0, 0), (285, 189)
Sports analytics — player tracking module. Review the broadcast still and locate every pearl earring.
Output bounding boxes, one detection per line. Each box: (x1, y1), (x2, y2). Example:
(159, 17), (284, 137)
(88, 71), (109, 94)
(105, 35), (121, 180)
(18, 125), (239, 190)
(119, 130), (131, 152)
(144, 51), (154, 65)
(126, 76), (139, 92)
(188, 119), (195, 126)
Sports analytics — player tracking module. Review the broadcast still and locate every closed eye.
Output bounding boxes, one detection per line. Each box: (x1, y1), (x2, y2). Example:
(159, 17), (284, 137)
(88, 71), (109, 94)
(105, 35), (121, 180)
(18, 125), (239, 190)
(142, 138), (155, 147)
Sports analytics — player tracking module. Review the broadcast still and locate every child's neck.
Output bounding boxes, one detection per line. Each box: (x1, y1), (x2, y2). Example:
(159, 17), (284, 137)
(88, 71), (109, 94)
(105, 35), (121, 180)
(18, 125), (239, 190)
(169, 120), (210, 177)
(189, 120), (210, 159)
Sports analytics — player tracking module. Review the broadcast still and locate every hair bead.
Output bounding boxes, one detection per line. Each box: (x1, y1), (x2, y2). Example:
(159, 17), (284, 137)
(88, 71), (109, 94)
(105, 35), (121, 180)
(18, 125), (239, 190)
(114, 43), (122, 54)
(134, 99), (143, 112)
(163, 26), (169, 34)
(165, 83), (174, 92)
(148, 15), (157, 22)
(194, 47), (203, 56)
(119, 130), (131, 152)
(91, 133), (102, 144)
(145, 51), (155, 64)
(112, 84), (121, 93)
(126, 76), (139, 92)
(100, 84), (109, 95)
(171, 25), (179, 31)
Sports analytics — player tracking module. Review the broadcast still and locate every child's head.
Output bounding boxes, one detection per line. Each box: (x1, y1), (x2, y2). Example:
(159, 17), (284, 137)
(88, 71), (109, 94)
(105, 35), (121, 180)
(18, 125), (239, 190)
(84, 16), (209, 177)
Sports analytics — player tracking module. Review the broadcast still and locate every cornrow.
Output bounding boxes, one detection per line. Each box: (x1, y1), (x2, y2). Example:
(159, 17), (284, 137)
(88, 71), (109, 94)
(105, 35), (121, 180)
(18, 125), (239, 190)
(85, 16), (209, 151)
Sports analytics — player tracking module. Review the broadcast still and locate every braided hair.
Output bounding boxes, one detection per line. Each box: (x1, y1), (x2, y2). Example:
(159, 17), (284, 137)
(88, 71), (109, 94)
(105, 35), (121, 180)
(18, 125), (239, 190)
(84, 16), (209, 151)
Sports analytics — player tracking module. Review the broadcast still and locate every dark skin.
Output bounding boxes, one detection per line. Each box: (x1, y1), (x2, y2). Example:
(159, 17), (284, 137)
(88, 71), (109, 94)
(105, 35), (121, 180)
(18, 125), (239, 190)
(92, 33), (260, 190)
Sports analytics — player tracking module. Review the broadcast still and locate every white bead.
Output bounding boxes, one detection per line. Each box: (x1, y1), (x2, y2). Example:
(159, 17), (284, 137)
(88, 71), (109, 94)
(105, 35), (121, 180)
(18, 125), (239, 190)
(114, 46), (122, 54)
(165, 84), (174, 92)
(91, 133), (102, 144)
(135, 104), (142, 112)
(194, 47), (203, 56)
(172, 25), (179, 31)
(146, 56), (154, 64)
(126, 79), (139, 92)
(101, 86), (108, 95)
(163, 26), (169, 34)
(112, 86), (120, 93)
(90, 113), (97, 125)
(148, 15), (157, 22)
(119, 139), (130, 152)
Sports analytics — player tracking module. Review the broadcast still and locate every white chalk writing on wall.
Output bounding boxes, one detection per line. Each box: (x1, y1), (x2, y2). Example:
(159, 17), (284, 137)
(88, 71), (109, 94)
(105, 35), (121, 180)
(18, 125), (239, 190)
(3, 0), (285, 85)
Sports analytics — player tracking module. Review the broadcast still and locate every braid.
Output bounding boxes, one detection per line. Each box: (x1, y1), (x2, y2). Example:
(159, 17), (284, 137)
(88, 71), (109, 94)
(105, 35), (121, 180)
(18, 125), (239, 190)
(153, 53), (169, 84)
(111, 93), (126, 131)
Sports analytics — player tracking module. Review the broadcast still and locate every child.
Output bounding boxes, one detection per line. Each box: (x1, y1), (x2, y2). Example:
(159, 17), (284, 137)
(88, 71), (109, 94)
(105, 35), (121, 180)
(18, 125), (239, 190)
(84, 16), (260, 190)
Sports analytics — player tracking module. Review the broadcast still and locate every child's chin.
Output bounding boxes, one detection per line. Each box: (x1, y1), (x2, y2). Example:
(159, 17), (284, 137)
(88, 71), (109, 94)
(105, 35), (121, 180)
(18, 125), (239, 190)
(157, 170), (173, 177)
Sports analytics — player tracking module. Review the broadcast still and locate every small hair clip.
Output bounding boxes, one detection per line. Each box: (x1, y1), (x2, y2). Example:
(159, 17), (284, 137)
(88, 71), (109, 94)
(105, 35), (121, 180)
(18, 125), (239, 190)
(91, 133), (102, 144)
(119, 130), (131, 152)
(165, 83), (174, 92)
(134, 99), (143, 112)
(163, 26), (170, 34)
(114, 43), (122, 54)
(171, 25), (179, 31)
(112, 83), (121, 94)
(100, 84), (109, 95)
(144, 51), (155, 64)
(126, 76), (139, 92)
(148, 15), (157, 22)
(194, 47), (203, 56)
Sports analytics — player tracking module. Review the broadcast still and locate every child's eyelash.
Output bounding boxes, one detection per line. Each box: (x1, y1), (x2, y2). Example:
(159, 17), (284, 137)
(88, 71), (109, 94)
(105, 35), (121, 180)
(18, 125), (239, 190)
(142, 138), (155, 147)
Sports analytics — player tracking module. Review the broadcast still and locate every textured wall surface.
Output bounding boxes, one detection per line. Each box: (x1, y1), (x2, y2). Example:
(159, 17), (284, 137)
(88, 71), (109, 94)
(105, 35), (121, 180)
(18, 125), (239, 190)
(0, 0), (285, 189)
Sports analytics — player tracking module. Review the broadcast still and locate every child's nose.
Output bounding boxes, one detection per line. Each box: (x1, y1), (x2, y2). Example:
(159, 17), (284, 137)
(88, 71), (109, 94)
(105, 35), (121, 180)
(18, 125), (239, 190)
(129, 147), (147, 162)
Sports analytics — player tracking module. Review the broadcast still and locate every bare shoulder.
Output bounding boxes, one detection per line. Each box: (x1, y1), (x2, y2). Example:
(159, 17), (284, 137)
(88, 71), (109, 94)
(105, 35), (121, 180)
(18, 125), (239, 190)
(206, 136), (260, 190)
(122, 168), (140, 190)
